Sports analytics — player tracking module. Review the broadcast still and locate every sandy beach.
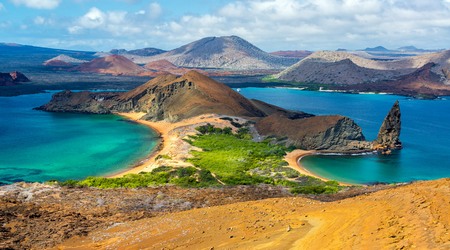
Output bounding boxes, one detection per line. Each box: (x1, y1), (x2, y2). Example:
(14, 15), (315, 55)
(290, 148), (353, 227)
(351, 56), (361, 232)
(109, 112), (245, 178)
(285, 149), (353, 186)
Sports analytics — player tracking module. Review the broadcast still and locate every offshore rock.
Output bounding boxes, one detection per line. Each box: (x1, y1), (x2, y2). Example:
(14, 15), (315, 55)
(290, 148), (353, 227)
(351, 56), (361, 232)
(0, 71), (30, 86)
(373, 101), (402, 151)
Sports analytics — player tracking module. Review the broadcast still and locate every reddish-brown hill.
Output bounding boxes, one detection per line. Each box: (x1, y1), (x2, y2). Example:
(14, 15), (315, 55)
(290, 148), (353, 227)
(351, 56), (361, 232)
(144, 59), (208, 76)
(116, 70), (266, 121)
(75, 55), (146, 75)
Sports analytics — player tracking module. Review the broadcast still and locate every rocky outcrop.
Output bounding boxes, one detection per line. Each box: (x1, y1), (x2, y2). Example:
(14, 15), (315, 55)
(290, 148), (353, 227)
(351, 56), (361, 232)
(373, 101), (402, 151)
(255, 113), (370, 151)
(36, 90), (119, 114)
(0, 71), (30, 86)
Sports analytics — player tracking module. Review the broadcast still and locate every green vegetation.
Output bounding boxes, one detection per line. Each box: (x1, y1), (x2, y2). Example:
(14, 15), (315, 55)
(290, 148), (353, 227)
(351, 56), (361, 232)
(58, 166), (219, 188)
(58, 123), (341, 194)
(188, 124), (341, 194)
(155, 154), (172, 160)
(261, 75), (334, 91)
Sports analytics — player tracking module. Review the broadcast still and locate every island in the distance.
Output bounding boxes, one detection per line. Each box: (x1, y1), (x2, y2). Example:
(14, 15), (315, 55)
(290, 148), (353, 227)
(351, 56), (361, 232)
(37, 70), (401, 154)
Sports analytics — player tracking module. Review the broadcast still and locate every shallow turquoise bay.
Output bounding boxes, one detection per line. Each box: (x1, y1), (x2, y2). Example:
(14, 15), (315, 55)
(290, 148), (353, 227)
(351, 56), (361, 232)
(0, 93), (158, 184)
(238, 88), (450, 184)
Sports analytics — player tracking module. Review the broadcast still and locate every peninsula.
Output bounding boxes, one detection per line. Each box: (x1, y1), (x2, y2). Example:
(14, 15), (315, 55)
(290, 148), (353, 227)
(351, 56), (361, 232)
(37, 70), (401, 154)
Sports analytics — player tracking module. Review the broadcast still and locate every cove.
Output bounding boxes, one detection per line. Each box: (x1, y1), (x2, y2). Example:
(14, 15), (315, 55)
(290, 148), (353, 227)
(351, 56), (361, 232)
(238, 87), (450, 184)
(0, 93), (158, 184)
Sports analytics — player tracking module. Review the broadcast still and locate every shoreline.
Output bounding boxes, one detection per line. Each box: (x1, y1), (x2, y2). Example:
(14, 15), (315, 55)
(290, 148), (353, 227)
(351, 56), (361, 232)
(284, 149), (353, 186)
(108, 113), (355, 186)
(108, 112), (165, 178)
(108, 113), (243, 178)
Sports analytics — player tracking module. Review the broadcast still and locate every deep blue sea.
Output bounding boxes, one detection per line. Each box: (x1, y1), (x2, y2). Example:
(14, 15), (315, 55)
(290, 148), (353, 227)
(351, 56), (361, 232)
(0, 93), (158, 184)
(238, 88), (450, 184)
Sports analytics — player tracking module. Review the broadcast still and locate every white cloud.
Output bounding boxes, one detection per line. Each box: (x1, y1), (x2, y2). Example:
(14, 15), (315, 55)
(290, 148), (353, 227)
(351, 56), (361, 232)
(34, 16), (45, 25)
(10, 0), (61, 9)
(61, 0), (450, 51)
(152, 0), (450, 50)
(0, 3), (4, 11)
(78, 7), (106, 29)
(148, 2), (161, 19)
(34, 16), (54, 25)
(69, 7), (143, 36)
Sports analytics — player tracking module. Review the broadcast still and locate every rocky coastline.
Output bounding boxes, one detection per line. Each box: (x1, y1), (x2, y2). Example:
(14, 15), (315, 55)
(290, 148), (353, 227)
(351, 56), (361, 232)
(37, 71), (402, 153)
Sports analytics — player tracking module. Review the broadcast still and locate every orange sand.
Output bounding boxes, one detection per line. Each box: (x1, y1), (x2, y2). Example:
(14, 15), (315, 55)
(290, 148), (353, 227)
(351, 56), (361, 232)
(55, 178), (450, 249)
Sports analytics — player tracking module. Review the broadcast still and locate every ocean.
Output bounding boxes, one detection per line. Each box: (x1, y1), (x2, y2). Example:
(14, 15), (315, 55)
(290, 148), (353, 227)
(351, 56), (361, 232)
(238, 88), (450, 184)
(0, 93), (158, 184)
(2, 88), (450, 185)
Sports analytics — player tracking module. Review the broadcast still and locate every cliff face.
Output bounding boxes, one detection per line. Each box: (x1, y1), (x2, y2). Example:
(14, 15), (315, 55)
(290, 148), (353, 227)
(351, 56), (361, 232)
(255, 113), (370, 151)
(374, 101), (402, 150)
(37, 90), (119, 114)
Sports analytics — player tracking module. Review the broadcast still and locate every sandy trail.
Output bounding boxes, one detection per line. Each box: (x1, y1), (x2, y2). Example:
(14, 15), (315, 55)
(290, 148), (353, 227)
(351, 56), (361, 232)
(55, 178), (450, 249)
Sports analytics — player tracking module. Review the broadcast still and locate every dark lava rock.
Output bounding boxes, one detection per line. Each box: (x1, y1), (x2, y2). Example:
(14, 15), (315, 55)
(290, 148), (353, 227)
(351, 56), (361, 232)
(374, 101), (402, 150)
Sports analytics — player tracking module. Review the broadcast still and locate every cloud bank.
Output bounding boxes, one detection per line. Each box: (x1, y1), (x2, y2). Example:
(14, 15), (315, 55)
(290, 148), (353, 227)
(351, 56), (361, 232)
(5, 0), (450, 51)
(10, 0), (60, 9)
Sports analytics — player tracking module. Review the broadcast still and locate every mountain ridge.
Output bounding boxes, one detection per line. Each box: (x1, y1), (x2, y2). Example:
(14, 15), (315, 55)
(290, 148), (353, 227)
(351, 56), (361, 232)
(274, 50), (450, 97)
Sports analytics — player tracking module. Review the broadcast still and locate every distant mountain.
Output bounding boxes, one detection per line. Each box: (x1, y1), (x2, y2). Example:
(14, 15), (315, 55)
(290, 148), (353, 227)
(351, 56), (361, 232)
(110, 47), (166, 57)
(44, 54), (88, 66)
(75, 55), (145, 75)
(364, 46), (390, 52)
(397, 46), (420, 52)
(134, 36), (299, 70)
(273, 50), (450, 97)
(269, 50), (312, 59)
(0, 71), (30, 86)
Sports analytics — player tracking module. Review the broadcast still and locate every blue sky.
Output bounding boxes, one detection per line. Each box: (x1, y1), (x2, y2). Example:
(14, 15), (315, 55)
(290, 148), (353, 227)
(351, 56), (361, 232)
(1, 0), (450, 52)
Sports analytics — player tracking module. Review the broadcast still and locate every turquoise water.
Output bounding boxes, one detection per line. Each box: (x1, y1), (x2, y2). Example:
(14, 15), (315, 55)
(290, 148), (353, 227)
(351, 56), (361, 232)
(0, 93), (158, 184)
(239, 88), (450, 184)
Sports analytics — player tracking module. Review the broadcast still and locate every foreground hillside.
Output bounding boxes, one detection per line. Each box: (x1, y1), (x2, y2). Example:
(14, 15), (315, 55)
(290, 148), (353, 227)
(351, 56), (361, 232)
(42, 178), (450, 249)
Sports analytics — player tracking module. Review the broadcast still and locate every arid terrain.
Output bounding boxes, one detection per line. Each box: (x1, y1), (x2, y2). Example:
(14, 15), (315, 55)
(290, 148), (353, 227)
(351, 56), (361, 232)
(2, 179), (448, 249)
(0, 180), (397, 249)
(54, 179), (450, 250)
